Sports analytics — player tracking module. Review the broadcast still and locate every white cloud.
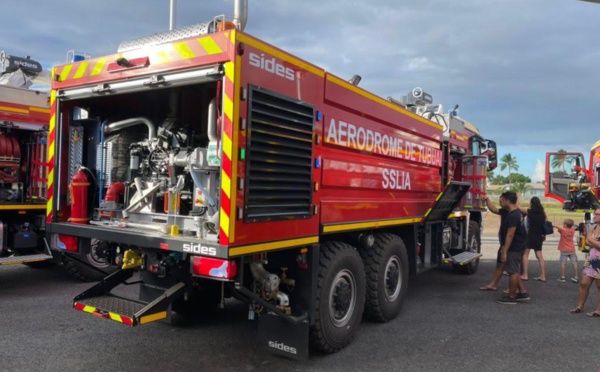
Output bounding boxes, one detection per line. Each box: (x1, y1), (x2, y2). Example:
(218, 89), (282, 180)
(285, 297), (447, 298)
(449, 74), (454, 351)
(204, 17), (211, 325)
(532, 159), (545, 183)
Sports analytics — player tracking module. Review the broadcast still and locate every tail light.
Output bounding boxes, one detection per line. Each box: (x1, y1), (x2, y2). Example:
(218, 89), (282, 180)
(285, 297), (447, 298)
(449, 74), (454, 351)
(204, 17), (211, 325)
(56, 234), (79, 252)
(191, 257), (237, 280)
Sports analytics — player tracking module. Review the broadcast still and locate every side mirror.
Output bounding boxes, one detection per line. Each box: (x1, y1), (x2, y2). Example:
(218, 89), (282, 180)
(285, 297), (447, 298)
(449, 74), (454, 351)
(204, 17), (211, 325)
(485, 140), (497, 171)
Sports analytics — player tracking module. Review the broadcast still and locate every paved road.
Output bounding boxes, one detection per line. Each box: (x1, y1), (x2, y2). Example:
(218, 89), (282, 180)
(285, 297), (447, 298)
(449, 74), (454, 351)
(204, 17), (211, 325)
(1, 237), (597, 372)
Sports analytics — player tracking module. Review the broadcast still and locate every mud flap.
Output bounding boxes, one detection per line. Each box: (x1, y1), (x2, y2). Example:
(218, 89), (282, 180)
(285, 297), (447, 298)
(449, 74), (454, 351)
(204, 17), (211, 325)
(258, 312), (309, 360)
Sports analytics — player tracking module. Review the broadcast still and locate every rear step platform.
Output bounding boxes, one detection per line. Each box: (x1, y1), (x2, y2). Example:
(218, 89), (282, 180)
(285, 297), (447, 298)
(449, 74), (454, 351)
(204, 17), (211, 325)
(73, 269), (185, 326)
(445, 252), (482, 266)
(0, 253), (53, 266)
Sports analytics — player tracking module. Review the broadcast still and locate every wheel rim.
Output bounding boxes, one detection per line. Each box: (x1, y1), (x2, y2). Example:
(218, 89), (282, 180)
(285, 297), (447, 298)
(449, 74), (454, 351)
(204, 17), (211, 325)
(329, 269), (357, 328)
(88, 239), (109, 268)
(468, 234), (479, 253)
(384, 255), (402, 302)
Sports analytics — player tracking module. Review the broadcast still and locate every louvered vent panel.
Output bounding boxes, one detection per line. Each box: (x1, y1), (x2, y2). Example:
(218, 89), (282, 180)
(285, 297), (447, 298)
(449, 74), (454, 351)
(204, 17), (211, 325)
(246, 86), (314, 222)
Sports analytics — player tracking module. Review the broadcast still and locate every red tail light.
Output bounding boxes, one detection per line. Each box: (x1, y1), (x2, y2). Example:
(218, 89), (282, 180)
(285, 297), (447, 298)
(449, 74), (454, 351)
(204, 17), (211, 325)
(191, 257), (237, 280)
(57, 234), (79, 252)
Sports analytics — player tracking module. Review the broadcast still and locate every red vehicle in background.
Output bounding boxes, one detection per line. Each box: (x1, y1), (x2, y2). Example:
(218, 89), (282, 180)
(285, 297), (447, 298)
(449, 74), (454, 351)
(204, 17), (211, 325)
(0, 51), (52, 267)
(545, 145), (600, 249)
(47, 0), (497, 358)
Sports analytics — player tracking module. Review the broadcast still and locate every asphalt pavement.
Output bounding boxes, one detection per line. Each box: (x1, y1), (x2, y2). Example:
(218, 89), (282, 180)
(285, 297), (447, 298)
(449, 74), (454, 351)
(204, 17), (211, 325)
(1, 236), (597, 372)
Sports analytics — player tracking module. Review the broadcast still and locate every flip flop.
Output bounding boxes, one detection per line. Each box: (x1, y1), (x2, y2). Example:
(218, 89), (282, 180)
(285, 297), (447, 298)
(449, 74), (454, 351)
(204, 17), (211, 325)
(533, 277), (546, 282)
(479, 286), (497, 291)
(586, 312), (600, 318)
(570, 308), (582, 314)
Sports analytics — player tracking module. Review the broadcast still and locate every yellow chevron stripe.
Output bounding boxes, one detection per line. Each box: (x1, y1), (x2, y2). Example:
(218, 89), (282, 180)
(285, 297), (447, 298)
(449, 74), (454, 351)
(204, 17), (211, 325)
(222, 171), (231, 199)
(173, 41), (195, 59)
(220, 206), (230, 238)
(198, 36), (222, 55)
(156, 49), (171, 64)
(140, 311), (167, 325)
(223, 94), (233, 122)
(229, 236), (319, 257)
(73, 61), (89, 79)
(424, 208), (432, 217)
(59, 65), (73, 82)
(82, 305), (96, 314)
(0, 205), (46, 210)
(46, 196), (53, 216)
(91, 58), (106, 76)
(224, 60), (234, 82)
(323, 217), (422, 233)
(48, 141), (55, 163)
(0, 105), (28, 114)
(50, 90), (56, 106)
(229, 53), (241, 244)
(435, 192), (443, 201)
(222, 133), (232, 162)
(29, 107), (50, 114)
(109, 312), (123, 322)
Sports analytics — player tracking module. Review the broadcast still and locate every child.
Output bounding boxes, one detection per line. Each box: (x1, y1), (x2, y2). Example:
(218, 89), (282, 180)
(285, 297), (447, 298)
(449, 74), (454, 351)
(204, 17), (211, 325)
(554, 219), (579, 283)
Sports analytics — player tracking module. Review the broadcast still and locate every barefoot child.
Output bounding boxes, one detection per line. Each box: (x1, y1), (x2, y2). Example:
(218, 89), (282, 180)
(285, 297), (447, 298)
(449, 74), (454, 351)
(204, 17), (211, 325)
(554, 219), (579, 283)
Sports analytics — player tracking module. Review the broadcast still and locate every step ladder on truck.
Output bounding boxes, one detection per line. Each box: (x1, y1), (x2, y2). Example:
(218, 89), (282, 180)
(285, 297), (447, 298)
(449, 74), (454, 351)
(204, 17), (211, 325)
(47, 0), (498, 359)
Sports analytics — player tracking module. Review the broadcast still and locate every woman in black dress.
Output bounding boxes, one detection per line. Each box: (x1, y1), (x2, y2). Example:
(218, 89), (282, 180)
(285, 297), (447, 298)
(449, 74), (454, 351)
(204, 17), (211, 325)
(521, 197), (547, 281)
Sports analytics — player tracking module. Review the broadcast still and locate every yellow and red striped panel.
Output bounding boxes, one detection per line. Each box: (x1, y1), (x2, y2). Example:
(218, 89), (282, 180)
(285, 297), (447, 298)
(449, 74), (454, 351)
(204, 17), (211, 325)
(53, 33), (230, 85)
(73, 302), (134, 326)
(218, 31), (237, 246)
(46, 89), (57, 222)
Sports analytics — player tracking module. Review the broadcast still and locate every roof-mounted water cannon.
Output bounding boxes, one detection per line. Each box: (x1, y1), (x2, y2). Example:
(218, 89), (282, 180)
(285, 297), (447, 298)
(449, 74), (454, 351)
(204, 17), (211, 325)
(402, 87), (433, 112)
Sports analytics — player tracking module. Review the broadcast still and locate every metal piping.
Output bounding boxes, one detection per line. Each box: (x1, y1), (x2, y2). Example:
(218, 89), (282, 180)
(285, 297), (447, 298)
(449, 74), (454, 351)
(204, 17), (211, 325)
(233, 0), (248, 31)
(104, 117), (156, 141)
(207, 98), (217, 142)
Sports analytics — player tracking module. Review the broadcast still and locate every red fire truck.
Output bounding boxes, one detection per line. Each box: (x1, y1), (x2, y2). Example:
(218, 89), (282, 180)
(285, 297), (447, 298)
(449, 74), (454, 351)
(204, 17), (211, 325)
(0, 52), (53, 267)
(545, 145), (600, 248)
(47, 1), (497, 358)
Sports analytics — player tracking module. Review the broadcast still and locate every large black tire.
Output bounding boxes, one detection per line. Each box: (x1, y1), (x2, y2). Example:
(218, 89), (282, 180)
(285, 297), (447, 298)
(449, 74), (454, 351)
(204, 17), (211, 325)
(455, 221), (481, 275)
(310, 241), (366, 354)
(64, 239), (116, 282)
(359, 233), (409, 323)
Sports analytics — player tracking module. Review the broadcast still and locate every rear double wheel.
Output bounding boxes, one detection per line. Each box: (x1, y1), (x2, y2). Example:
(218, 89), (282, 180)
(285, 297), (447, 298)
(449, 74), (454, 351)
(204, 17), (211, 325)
(64, 238), (116, 282)
(359, 233), (409, 322)
(310, 241), (366, 353)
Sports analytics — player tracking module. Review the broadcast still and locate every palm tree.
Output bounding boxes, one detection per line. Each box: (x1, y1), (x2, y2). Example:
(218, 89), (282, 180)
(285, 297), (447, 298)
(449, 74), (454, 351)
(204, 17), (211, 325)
(551, 149), (568, 172)
(499, 153), (519, 186)
(509, 180), (531, 198)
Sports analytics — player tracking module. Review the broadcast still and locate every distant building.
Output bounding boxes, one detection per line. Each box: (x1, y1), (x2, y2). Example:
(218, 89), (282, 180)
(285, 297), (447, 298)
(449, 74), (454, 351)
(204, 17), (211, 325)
(486, 183), (557, 203)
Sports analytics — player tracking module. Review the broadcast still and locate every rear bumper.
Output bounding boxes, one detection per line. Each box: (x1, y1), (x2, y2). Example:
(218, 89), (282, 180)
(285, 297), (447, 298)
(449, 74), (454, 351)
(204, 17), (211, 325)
(47, 222), (228, 258)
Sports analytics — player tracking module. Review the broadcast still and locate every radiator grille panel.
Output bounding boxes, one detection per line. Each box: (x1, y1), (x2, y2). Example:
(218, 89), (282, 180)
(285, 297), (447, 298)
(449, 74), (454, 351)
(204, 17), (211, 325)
(246, 86), (314, 222)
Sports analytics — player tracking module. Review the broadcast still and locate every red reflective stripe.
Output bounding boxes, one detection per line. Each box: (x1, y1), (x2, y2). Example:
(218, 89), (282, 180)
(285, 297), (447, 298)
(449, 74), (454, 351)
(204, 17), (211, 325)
(74, 302), (85, 310)
(120, 316), (134, 326)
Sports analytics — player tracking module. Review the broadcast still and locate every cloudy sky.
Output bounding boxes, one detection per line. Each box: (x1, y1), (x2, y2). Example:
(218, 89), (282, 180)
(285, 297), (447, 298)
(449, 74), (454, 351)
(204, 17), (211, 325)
(3, 0), (599, 181)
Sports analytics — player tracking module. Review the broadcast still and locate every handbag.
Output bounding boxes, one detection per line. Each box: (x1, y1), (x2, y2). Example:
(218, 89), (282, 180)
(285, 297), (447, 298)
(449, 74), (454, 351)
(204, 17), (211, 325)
(543, 221), (554, 235)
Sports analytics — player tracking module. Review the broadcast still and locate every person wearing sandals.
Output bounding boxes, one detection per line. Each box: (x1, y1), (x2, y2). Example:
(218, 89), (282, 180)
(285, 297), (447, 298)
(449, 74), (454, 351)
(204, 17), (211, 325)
(570, 208), (600, 317)
(554, 219), (578, 284)
(479, 191), (529, 303)
(519, 197), (547, 282)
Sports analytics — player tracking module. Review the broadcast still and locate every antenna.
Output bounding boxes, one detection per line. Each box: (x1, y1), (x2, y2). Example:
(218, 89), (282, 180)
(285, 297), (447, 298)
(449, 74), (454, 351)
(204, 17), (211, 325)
(169, 0), (177, 30)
